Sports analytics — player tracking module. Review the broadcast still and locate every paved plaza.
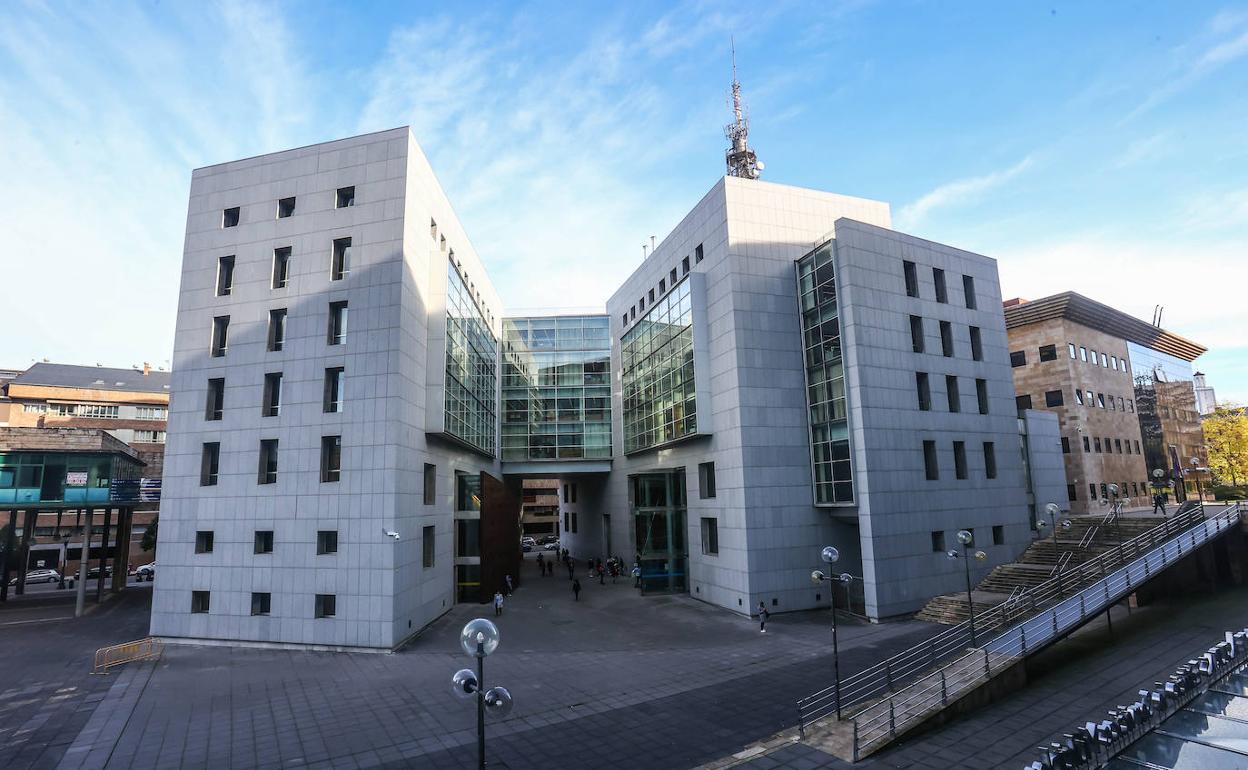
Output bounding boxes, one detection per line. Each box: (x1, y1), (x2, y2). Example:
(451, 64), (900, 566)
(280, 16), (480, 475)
(3, 556), (1246, 770)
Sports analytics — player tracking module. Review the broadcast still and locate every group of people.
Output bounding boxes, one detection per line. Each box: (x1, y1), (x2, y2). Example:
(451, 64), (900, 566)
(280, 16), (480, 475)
(530, 549), (645, 602)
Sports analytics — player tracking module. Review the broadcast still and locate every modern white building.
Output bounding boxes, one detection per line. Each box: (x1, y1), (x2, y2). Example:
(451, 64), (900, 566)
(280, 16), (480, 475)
(152, 125), (1060, 649)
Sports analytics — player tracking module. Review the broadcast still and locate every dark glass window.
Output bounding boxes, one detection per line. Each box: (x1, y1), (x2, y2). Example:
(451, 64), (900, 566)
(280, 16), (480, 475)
(910, 315), (925, 353)
(211, 316), (230, 357)
(1016, 394), (1032, 413)
(268, 309), (287, 352)
(216, 255), (235, 297)
(254, 530), (273, 554)
(195, 530), (214, 553)
(262, 372), (282, 417)
(962, 274), (976, 309)
(1044, 389), (1064, 407)
(933, 268), (948, 303)
(320, 436), (342, 482)
(992, 524), (1003, 544)
(315, 594), (336, 618)
(1067, 483), (1077, 501)
(976, 378), (989, 415)
(277, 197), (295, 218)
(200, 443), (220, 486)
(251, 592), (271, 615)
(1083, 436), (1091, 452)
(323, 367), (344, 413)
(946, 375), (960, 412)
(695, 244), (704, 263)
(335, 186), (355, 208)
(423, 525), (435, 568)
(983, 442), (997, 479)
(191, 591), (210, 613)
(698, 462), (716, 499)
(969, 326), (983, 361)
(272, 247), (291, 289)
(331, 237), (351, 280)
(1061, 436), (1070, 454)
(423, 463), (436, 505)
(205, 378), (224, 421)
(1010, 350), (1026, 367)
(903, 260), (919, 297)
(328, 301), (348, 345)
(258, 439), (279, 484)
(931, 531), (946, 552)
(222, 207), (239, 227)
(317, 530), (338, 555)
(1039, 344), (1057, 362)
(953, 441), (968, 479)
(940, 321), (953, 357)
(700, 517), (719, 555)
(923, 440), (938, 480)
(916, 372), (931, 411)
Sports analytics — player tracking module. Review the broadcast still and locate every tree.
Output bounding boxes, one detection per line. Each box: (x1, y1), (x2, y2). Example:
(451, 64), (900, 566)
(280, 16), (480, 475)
(140, 515), (158, 553)
(1205, 405), (1248, 487)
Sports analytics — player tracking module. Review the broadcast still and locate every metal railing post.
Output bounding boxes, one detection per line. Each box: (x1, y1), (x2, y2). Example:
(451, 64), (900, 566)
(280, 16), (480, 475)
(888, 699), (896, 738)
(983, 648), (991, 676)
(1020, 624), (1027, 654)
(853, 722), (860, 762)
(940, 669), (948, 705)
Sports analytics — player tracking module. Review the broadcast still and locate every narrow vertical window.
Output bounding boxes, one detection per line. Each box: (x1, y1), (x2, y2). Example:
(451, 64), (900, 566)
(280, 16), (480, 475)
(909, 315), (925, 353)
(939, 321), (953, 357)
(423, 463), (436, 505)
(983, 442), (997, 479)
(272, 247), (291, 289)
(323, 366), (344, 413)
(320, 435), (341, 482)
(992, 524), (1003, 544)
(933, 268), (948, 303)
(695, 243), (704, 263)
(700, 518), (719, 555)
(277, 197), (296, 218)
(931, 531), (946, 552)
(1068, 343), (1076, 359)
(659, 279), (666, 294)
(262, 372), (282, 417)
(267, 308), (287, 352)
(210, 315), (230, 357)
(699, 462), (716, 499)
(335, 186), (355, 208)
(945, 375), (960, 413)
(258, 439), (279, 484)
(222, 207), (239, 228)
(1083, 436), (1091, 452)
(327, 301), (348, 345)
(976, 378), (988, 415)
(916, 372), (931, 411)
(331, 237), (351, 280)
(1079, 346), (1087, 362)
(969, 326), (983, 361)
(200, 443), (220, 486)
(903, 260), (919, 297)
(962, 274), (976, 309)
(422, 526), (435, 568)
(430, 218), (438, 239)
(216, 255), (235, 297)
(923, 440), (939, 480)
(205, 378), (224, 421)
(1061, 436), (1071, 454)
(682, 256), (690, 274)
(953, 441), (968, 479)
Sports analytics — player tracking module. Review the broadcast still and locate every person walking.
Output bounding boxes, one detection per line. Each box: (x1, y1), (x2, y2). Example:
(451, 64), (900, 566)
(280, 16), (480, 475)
(1153, 493), (1166, 516)
(537, 552), (544, 576)
(757, 601), (769, 633)
(597, 562), (605, 585)
(632, 562), (642, 588)
(505, 574), (514, 596)
(494, 591), (504, 617)
(572, 578), (582, 602)
(567, 559), (574, 580)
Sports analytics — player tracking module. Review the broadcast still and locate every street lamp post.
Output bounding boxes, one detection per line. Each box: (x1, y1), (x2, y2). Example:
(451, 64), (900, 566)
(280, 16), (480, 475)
(946, 530), (987, 646)
(451, 619), (514, 770)
(1190, 457), (1206, 509)
(811, 545), (858, 721)
(1035, 502), (1071, 595)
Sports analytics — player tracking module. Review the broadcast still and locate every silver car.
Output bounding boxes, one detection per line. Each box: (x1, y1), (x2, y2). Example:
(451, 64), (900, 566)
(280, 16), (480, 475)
(8, 568), (61, 586)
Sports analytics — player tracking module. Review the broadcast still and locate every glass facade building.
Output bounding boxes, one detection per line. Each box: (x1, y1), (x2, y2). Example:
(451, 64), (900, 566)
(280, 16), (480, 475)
(796, 243), (854, 504)
(621, 279), (696, 454)
(500, 316), (612, 461)
(1128, 342), (1206, 497)
(631, 471), (688, 594)
(445, 260), (498, 456)
(0, 451), (141, 504)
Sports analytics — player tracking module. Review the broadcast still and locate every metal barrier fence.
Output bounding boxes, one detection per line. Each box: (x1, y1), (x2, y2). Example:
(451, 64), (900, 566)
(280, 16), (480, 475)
(92, 636), (164, 674)
(846, 502), (1242, 760)
(796, 502), (1230, 734)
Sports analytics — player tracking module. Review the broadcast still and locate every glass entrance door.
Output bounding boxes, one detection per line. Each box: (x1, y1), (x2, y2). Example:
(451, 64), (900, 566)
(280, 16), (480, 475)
(631, 470), (688, 595)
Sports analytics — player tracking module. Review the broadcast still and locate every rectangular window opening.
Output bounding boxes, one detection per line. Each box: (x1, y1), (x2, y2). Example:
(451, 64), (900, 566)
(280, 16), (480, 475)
(320, 435), (342, 483)
(933, 268), (948, 303)
(910, 315), (925, 353)
(700, 517), (719, 555)
(258, 439), (279, 484)
(211, 316), (230, 358)
(323, 366), (344, 413)
(954, 441), (968, 479)
(205, 378), (224, 421)
(335, 186), (354, 208)
(699, 461), (716, 499)
(327, 301), (348, 345)
(423, 525), (435, 568)
(976, 378), (988, 415)
(277, 197), (295, 218)
(945, 375), (960, 413)
(903, 260), (919, 298)
(983, 441), (997, 479)
(195, 530), (214, 553)
(423, 463), (436, 505)
(331, 237), (351, 280)
(216, 255), (235, 297)
(222, 207), (239, 228)
(916, 372), (931, 411)
(962, 274), (976, 309)
(923, 440), (939, 480)
(191, 591), (210, 613)
(254, 530), (273, 554)
(262, 372), (282, 417)
(317, 530), (338, 555)
(272, 247), (291, 289)
(315, 594), (336, 618)
(251, 592), (271, 615)
(200, 442), (220, 486)
(267, 308), (287, 352)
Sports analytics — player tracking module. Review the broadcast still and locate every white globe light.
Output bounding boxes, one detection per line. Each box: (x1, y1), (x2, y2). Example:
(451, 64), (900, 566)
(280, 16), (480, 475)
(956, 530), (973, 546)
(451, 668), (478, 698)
(460, 618), (500, 658)
(946, 549), (959, 560)
(484, 686), (514, 718)
(839, 572), (853, 584)
(974, 550), (988, 561)
(1108, 484), (1119, 496)
(821, 546), (840, 564)
(811, 569), (825, 584)
(1044, 502), (1061, 517)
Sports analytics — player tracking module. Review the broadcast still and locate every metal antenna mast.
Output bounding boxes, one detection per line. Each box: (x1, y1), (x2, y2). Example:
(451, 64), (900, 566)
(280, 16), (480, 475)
(724, 38), (763, 180)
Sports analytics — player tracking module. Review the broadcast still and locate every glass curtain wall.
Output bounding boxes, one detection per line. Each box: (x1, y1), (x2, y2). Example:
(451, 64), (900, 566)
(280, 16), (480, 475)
(796, 242), (855, 505)
(0, 452), (134, 504)
(445, 260), (498, 456)
(631, 471), (688, 594)
(501, 316), (612, 460)
(1128, 343), (1206, 500)
(621, 280), (696, 454)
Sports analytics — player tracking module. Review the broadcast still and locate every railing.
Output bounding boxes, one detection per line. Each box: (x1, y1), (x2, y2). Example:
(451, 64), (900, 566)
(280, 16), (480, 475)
(796, 504), (1220, 732)
(1049, 550), (1072, 578)
(847, 502), (1242, 760)
(92, 637), (164, 674)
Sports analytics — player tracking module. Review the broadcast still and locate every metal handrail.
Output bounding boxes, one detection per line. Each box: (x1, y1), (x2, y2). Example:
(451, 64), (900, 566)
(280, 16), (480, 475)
(1049, 550), (1072, 577)
(844, 503), (1242, 759)
(797, 504), (1218, 729)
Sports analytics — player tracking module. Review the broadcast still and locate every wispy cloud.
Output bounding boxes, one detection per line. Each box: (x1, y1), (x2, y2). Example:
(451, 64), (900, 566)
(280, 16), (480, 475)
(896, 156), (1033, 229)
(1123, 15), (1248, 123)
(1113, 131), (1172, 168)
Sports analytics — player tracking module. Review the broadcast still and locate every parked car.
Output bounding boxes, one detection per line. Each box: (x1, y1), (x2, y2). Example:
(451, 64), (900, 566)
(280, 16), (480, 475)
(521, 543), (533, 553)
(136, 562), (156, 579)
(543, 540), (560, 551)
(86, 565), (114, 579)
(539, 535), (559, 545)
(520, 537), (537, 548)
(7, 568), (60, 586)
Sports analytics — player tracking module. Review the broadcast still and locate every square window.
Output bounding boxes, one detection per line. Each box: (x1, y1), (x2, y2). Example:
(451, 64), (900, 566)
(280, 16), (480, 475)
(222, 207), (239, 228)
(699, 461), (716, 499)
(335, 186), (355, 208)
(191, 591), (210, 613)
(983, 441), (997, 479)
(423, 525), (435, 568)
(910, 315), (925, 353)
(423, 463), (436, 505)
(953, 441), (968, 479)
(317, 530), (338, 555)
(323, 367), (344, 413)
(1044, 389), (1064, 407)
(195, 530), (214, 553)
(1010, 350), (1026, 367)
(931, 530), (946, 552)
(320, 435), (341, 483)
(262, 372), (282, 417)
(1015, 394), (1032, 412)
(700, 517), (719, 555)
(933, 268), (948, 303)
(254, 530), (273, 554)
(258, 439), (279, 484)
(268, 308), (287, 352)
(272, 247), (291, 289)
(251, 592), (271, 615)
(200, 443), (220, 486)
(939, 321), (953, 357)
(277, 197), (295, 218)
(945, 375), (960, 412)
(992, 524), (1004, 545)
(923, 440), (939, 480)
(1038, 344), (1057, 362)
(211, 315), (230, 357)
(331, 237), (351, 280)
(916, 372), (931, 411)
(962, 274), (976, 309)
(315, 594), (336, 618)
(969, 326), (983, 361)
(216, 255), (235, 297)
(903, 260), (919, 298)
(205, 378), (224, 421)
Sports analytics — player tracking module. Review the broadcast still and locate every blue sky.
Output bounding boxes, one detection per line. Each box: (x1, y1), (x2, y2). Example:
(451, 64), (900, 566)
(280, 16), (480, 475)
(2, 1), (1246, 401)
